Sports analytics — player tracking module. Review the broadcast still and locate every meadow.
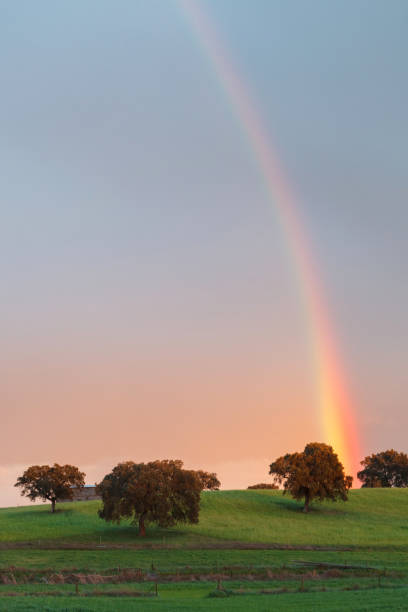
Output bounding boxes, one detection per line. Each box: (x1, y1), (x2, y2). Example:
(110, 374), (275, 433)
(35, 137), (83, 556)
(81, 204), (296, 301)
(1, 489), (407, 610)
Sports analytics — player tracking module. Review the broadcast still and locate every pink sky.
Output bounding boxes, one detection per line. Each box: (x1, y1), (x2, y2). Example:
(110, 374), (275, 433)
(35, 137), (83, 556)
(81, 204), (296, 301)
(2, 1), (407, 506)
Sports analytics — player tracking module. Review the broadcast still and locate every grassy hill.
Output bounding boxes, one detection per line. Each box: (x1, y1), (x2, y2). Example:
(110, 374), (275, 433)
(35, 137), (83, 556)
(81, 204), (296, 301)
(1, 488), (408, 549)
(1, 489), (408, 611)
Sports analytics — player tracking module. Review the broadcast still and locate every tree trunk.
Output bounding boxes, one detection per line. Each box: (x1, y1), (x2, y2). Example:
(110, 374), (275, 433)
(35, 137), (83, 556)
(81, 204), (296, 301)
(303, 490), (310, 513)
(138, 513), (146, 536)
(51, 499), (56, 513)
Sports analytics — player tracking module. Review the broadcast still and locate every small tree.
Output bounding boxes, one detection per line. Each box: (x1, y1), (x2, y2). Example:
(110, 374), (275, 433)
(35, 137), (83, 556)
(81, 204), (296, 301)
(97, 460), (219, 536)
(15, 464), (85, 512)
(269, 442), (353, 512)
(194, 470), (220, 490)
(358, 450), (408, 488)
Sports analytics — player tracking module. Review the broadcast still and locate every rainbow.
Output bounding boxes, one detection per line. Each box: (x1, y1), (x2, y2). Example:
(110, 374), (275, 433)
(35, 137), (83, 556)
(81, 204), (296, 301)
(179, 0), (361, 478)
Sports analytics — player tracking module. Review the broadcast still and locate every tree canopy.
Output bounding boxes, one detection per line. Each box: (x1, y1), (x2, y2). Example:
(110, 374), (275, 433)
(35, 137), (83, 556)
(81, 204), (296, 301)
(269, 442), (353, 512)
(15, 464), (85, 512)
(194, 470), (220, 491)
(358, 449), (408, 487)
(96, 459), (220, 536)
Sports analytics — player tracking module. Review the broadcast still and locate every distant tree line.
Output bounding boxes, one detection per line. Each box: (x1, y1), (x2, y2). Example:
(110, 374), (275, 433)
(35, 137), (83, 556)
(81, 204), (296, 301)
(14, 447), (408, 528)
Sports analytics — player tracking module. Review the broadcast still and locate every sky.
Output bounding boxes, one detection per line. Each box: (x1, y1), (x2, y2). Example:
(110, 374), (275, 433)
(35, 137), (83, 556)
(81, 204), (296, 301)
(1, 0), (407, 506)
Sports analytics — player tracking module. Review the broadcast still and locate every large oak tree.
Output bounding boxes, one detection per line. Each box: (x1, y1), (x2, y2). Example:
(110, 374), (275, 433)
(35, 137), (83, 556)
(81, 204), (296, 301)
(358, 449), (408, 487)
(97, 460), (219, 536)
(15, 464), (85, 512)
(269, 442), (353, 512)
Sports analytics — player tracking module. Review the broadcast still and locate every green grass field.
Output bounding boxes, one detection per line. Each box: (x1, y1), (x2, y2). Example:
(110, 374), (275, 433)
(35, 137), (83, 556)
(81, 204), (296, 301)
(1, 489), (407, 610)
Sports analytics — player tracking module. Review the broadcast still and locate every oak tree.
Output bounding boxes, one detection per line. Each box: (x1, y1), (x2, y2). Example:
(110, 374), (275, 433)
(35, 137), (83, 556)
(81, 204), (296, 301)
(97, 460), (220, 536)
(15, 464), (85, 512)
(269, 442), (353, 512)
(358, 449), (408, 487)
(194, 470), (220, 491)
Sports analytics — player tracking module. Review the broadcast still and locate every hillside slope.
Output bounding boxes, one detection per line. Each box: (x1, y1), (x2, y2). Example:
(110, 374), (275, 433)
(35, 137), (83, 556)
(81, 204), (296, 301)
(1, 489), (407, 549)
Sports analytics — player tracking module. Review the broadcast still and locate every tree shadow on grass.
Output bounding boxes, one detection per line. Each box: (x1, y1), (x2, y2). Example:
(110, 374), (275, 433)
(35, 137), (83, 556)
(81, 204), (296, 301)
(1, 503), (198, 546)
(1, 506), (77, 520)
(97, 523), (191, 543)
(272, 496), (348, 515)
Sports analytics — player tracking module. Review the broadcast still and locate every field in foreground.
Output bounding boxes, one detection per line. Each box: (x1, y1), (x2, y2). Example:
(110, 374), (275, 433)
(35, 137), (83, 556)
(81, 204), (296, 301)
(0, 489), (407, 610)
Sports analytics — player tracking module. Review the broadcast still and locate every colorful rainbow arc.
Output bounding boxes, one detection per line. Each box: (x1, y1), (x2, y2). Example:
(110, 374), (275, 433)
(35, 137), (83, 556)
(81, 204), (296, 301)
(179, 0), (361, 478)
